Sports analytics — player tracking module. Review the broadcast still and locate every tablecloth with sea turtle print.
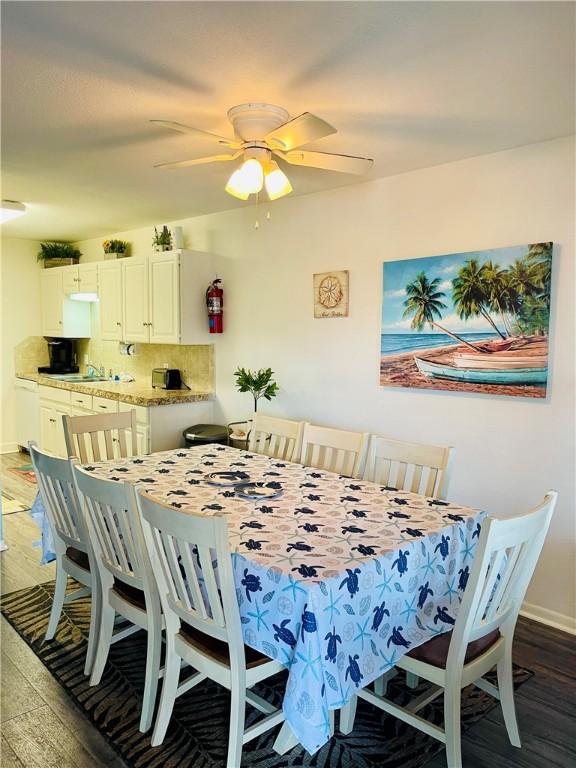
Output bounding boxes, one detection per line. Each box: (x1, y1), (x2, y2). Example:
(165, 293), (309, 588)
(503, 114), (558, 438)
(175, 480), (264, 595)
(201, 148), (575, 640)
(77, 443), (484, 754)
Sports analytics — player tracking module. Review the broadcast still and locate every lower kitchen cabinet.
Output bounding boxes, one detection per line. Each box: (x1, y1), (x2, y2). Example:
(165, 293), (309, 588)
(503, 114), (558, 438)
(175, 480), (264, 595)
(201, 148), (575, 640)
(34, 382), (213, 458)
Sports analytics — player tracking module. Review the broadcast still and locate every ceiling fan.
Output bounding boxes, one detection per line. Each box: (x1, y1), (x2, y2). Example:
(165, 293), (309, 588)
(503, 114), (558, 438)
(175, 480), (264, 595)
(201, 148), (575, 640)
(151, 103), (373, 201)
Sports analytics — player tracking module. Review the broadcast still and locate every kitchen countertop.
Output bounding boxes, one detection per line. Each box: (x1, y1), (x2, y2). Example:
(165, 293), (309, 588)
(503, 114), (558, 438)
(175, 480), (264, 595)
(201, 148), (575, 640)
(16, 373), (214, 407)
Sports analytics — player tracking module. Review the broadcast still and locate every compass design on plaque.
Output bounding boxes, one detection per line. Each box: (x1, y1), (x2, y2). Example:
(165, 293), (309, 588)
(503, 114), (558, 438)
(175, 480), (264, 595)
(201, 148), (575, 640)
(313, 270), (349, 318)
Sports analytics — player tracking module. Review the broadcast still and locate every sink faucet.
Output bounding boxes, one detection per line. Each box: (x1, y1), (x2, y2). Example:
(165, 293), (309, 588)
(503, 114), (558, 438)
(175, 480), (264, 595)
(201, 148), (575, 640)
(87, 361), (105, 378)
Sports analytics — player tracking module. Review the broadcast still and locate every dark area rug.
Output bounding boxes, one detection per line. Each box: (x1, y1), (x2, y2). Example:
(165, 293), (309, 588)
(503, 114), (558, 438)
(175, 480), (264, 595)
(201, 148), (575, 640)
(1, 581), (533, 768)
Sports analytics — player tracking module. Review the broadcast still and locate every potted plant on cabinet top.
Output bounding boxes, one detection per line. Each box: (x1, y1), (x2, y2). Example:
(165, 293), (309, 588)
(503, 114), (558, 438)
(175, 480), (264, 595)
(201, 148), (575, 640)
(152, 225), (173, 252)
(102, 239), (129, 259)
(37, 242), (82, 268)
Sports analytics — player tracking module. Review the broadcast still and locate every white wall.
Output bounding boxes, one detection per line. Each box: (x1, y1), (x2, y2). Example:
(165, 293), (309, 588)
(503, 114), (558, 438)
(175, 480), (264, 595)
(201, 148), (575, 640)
(77, 136), (575, 630)
(0, 237), (43, 451)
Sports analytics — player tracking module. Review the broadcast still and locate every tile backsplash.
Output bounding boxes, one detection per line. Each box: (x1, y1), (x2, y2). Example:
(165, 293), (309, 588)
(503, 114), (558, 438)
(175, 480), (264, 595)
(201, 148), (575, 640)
(76, 339), (214, 392)
(16, 336), (214, 393)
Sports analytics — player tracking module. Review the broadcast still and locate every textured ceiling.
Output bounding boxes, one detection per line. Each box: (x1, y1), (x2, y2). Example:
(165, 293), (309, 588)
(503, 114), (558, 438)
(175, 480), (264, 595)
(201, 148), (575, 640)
(1, 1), (574, 241)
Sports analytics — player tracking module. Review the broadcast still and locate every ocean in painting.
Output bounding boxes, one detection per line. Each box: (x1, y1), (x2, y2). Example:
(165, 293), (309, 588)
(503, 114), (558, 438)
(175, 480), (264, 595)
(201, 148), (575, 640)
(381, 332), (498, 355)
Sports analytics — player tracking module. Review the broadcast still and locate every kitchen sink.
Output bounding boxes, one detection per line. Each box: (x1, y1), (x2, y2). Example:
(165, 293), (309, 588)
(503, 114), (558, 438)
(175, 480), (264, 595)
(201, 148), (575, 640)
(46, 373), (109, 382)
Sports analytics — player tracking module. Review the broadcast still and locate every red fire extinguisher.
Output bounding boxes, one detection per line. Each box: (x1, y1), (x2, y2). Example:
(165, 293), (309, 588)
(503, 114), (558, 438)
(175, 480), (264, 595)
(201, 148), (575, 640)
(206, 278), (224, 334)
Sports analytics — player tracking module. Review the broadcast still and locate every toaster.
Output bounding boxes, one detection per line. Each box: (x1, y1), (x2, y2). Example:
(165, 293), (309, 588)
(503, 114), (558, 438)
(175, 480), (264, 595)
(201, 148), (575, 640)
(152, 368), (182, 390)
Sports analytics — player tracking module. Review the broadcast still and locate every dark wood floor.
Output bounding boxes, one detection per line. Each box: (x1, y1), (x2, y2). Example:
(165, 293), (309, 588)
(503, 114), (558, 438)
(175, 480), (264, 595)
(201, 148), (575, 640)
(1, 451), (574, 767)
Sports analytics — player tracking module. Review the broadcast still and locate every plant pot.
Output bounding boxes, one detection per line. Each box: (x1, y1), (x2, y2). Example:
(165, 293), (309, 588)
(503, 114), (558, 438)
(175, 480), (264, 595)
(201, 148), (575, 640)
(43, 257), (80, 268)
(103, 252), (127, 260)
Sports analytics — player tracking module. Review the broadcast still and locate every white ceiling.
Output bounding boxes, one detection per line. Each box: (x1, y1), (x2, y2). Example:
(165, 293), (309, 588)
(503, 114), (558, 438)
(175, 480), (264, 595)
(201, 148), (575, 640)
(1, 1), (574, 241)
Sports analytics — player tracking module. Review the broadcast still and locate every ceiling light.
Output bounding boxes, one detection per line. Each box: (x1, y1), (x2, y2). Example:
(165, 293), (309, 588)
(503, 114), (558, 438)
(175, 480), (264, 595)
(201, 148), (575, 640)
(225, 169), (250, 200)
(1, 200), (26, 222)
(265, 161), (293, 201)
(239, 158), (264, 194)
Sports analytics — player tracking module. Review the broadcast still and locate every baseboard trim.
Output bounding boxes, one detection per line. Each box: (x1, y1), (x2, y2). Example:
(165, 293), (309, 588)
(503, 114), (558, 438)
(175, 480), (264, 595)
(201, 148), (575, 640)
(0, 442), (18, 455)
(520, 602), (576, 635)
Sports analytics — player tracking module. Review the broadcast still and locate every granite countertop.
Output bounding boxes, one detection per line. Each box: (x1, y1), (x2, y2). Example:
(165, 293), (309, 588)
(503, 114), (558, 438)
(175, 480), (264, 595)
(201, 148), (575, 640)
(16, 373), (214, 407)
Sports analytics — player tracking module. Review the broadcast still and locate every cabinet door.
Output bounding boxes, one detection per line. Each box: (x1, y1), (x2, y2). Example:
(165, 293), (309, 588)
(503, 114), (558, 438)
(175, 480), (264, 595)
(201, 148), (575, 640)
(53, 406), (70, 458)
(136, 425), (150, 456)
(41, 269), (64, 336)
(149, 253), (180, 344)
(39, 403), (55, 453)
(98, 262), (123, 341)
(61, 266), (79, 294)
(122, 259), (150, 342)
(78, 263), (98, 293)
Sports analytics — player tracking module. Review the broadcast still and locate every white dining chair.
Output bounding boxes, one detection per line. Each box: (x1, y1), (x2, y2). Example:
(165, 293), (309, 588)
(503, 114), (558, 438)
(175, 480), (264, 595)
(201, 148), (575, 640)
(29, 443), (99, 676)
(136, 489), (285, 765)
(363, 436), (455, 499)
(72, 466), (163, 733)
(63, 410), (138, 462)
(340, 491), (558, 768)
(300, 423), (369, 478)
(248, 413), (304, 462)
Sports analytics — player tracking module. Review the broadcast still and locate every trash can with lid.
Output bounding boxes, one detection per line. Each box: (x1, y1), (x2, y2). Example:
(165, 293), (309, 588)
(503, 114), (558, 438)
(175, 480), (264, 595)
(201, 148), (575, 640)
(183, 424), (228, 448)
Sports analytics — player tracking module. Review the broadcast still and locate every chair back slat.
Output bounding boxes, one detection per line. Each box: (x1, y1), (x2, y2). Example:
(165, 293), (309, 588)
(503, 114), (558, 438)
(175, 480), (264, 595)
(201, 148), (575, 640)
(63, 410), (139, 462)
(364, 436), (454, 499)
(248, 413), (304, 462)
(137, 491), (241, 646)
(30, 443), (85, 551)
(300, 423), (369, 478)
(448, 492), (557, 661)
(73, 466), (147, 589)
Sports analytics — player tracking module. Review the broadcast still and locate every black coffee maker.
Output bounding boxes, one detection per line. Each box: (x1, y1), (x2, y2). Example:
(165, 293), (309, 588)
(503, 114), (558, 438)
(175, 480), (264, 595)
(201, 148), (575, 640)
(38, 338), (79, 374)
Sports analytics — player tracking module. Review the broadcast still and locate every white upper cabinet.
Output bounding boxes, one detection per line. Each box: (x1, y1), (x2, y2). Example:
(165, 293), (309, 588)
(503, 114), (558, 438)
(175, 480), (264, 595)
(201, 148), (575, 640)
(122, 258), (149, 343)
(40, 269), (91, 338)
(98, 261), (123, 341)
(148, 252), (180, 344)
(101, 250), (213, 345)
(61, 263), (98, 295)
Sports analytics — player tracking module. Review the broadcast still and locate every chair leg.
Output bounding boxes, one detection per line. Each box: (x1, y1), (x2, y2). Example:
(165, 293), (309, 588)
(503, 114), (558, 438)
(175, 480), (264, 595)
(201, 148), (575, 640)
(227, 686), (246, 768)
(45, 558), (67, 640)
(497, 640), (521, 747)
(406, 672), (419, 689)
(84, 578), (100, 676)
(339, 695), (358, 735)
(89, 601), (115, 686)
(140, 622), (163, 733)
(151, 639), (181, 746)
(444, 688), (462, 768)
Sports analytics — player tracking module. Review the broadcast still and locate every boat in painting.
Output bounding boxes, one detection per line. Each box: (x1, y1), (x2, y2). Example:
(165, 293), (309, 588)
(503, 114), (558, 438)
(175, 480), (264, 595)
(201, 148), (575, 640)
(415, 357), (548, 385)
(453, 352), (548, 369)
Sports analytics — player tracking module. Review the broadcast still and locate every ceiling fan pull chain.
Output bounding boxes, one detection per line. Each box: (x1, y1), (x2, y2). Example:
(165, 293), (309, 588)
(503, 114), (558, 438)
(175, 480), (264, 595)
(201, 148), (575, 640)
(254, 191), (260, 229)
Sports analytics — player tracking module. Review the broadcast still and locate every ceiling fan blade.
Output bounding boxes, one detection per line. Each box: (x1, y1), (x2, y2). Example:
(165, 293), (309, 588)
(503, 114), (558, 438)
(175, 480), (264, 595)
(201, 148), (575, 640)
(150, 120), (240, 148)
(154, 151), (242, 169)
(275, 149), (373, 175)
(264, 112), (336, 151)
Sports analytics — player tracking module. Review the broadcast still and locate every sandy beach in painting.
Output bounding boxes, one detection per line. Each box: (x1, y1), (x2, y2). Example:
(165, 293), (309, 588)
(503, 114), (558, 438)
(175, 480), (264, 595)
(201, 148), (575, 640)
(380, 336), (548, 398)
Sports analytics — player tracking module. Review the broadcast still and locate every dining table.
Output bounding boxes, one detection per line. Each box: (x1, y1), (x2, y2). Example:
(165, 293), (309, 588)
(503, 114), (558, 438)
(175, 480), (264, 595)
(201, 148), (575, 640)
(33, 442), (484, 755)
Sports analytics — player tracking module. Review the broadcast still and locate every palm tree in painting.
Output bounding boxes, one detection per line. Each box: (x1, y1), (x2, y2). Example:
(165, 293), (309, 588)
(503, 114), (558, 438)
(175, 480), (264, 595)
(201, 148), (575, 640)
(403, 272), (481, 351)
(482, 260), (513, 336)
(452, 259), (506, 339)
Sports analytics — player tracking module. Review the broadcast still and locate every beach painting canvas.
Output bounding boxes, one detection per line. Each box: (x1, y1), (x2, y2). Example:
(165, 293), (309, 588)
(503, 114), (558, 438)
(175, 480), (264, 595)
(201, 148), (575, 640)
(380, 243), (552, 398)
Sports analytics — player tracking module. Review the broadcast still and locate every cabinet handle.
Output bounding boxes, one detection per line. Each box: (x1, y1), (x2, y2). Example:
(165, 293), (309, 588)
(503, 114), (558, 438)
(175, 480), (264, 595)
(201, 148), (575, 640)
(58, 320), (63, 325)
(49, 418), (56, 423)
(116, 322), (121, 326)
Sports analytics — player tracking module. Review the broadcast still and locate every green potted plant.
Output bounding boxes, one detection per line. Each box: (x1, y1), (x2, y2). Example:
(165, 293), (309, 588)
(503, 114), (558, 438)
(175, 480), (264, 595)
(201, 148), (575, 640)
(37, 242), (82, 268)
(234, 367), (279, 413)
(152, 225), (173, 252)
(102, 239), (130, 259)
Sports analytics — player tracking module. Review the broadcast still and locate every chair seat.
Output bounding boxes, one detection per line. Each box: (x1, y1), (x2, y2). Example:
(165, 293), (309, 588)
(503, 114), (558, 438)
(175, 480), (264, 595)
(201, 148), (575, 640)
(65, 546), (90, 571)
(112, 579), (146, 609)
(179, 622), (271, 670)
(407, 629), (501, 668)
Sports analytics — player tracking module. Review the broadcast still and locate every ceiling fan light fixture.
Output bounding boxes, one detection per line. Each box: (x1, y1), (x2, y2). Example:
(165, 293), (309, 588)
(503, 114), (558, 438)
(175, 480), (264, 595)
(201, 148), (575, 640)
(1, 200), (26, 222)
(264, 162), (293, 201)
(239, 158), (264, 194)
(225, 168), (250, 200)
